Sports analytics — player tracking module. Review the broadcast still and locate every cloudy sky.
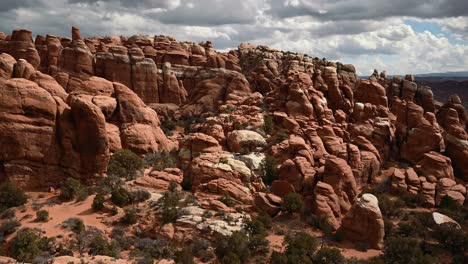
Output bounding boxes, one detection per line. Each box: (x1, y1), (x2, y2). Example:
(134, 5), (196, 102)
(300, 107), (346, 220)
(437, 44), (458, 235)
(0, 0), (467, 75)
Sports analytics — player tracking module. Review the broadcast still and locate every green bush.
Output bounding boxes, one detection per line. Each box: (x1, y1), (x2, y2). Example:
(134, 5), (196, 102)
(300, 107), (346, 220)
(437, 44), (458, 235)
(270, 251), (288, 264)
(58, 178), (83, 201)
(62, 217), (85, 234)
(433, 223), (467, 254)
(150, 151), (176, 171)
(135, 237), (176, 259)
(181, 178), (192, 191)
(111, 187), (132, 207)
(130, 190), (151, 203)
(192, 238), (212, 260)
(439, 195), (461, 211)
(159, 188), (181, 224)
(0, 181), (27, 209)
(245, 218), (270, 254)
(222, 252), (241, 264)
(263, 115), (274, 134)
(284, 231), (318, 262)
(0, 208), (15, 219)
(9, 228), (53, 262)
(96, 175), (124, 195)
(281, 193), (304, 214)
(220, 194), (236, 207)
(35, 210), (49, 222)
(384, 236), (430, 264)
(161, 120), (176, 136)
(257, 211), (273, 229)
(92, 193), (106, 211)
(174, 246), (195, 264)
(88, 233), (120, 258)
(263, 155), (278, 185)
(0, 220), (20, 241)
(312, 247), (345, 264)
(111, 227), (135, 251)
(108, 149), (144, 179)
(121, 209), (138, 225)
(215, 231), (251, 263)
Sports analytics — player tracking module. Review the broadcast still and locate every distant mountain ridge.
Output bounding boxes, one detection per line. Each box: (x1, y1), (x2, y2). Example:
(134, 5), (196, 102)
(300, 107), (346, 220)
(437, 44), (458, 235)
(414, 71), (468, 78)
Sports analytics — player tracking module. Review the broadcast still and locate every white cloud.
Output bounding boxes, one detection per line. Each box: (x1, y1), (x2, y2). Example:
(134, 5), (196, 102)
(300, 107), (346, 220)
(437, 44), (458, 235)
(0, 0), (466, 75)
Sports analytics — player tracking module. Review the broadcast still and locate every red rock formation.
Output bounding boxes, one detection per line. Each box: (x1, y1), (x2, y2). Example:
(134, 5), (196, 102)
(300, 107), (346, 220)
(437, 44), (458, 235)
(341, 193), (385, 249)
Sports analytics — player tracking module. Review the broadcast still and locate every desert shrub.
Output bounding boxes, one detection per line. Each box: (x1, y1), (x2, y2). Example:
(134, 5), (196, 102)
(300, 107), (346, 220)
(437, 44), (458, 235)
(130, 190), (151, 203)
(92, 193), (106, 211)
(245, 219), (269, 253)
(433, 223), (467, 254)
(245, 219), (267, 236)
(35, 210), (49, 222)
(283, 231), (318, 263)
(174, 246), (195, 264)
(383, 217), (394, 238)
(159, 187), (182, 224)
(181, 178), (192, 191)
(257, 211), (272, 229)
(274, 130), (290, 143)
(0, 181), (27, 209)
(0, 208), (15, 219)
(364, 191), (403, 218)
(263, 115), (274, 134)
(111, 187), (132, 207)
(9, 228), (52, 262)
(192, 238), (212, 260)
(439, 195), (461, 211)
(263, 155), (278, 185)
(56, 242), (73, 256)
(215, 231), (250, 263)
(111, 206), (119, 215)
(0, 220), (21, 241)
(384, 236), (430, 264)
(135, 237), (175, 259)
(219, 193), (236, 207)
(121, 208), (138, 225)
(58, 178), (83, 201)
(96, 175), (124, 195)
(248, 234), (270, 254)
(151, 151), (176, 171)
(108, 149), (143, 180)
(161, 120), (176, 136)
(281, 193), (304, 214)
(62, 217), (85, 234)
(270, 251), (288, 264)
(222, 252), (241, 264)
(88, 233), (120, 258)
(111, 227), (135, 250)
(395, 190), (426, 208)
(312, 247), (345, 264)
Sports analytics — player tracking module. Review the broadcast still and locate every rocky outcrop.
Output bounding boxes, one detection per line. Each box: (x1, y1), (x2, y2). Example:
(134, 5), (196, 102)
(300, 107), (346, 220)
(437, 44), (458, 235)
(341, 193), (385, 249)
(313, 181), (342, 231)
(227, 130), (266, 154)
(0, 53), (169, 188)
(323, 156), (358, 213)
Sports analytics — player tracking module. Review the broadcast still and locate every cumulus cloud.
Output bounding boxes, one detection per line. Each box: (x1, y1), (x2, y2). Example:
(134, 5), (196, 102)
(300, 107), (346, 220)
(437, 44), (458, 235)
(267, 0), (468, 21)
(0, 0), (466, 75)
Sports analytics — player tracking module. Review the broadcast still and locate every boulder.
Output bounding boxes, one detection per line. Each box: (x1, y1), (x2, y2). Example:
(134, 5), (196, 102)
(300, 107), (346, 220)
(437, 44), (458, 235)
(341, 194), (385, 249)
(227, 130), (266, 154)
(415, 151), (454, 180)
(254, 192), (280, 216)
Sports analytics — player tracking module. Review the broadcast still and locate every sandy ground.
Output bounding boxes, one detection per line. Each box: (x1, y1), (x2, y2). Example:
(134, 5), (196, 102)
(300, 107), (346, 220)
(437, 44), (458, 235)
(338, 240), (382, 260)
(12, 192), (110, 240)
